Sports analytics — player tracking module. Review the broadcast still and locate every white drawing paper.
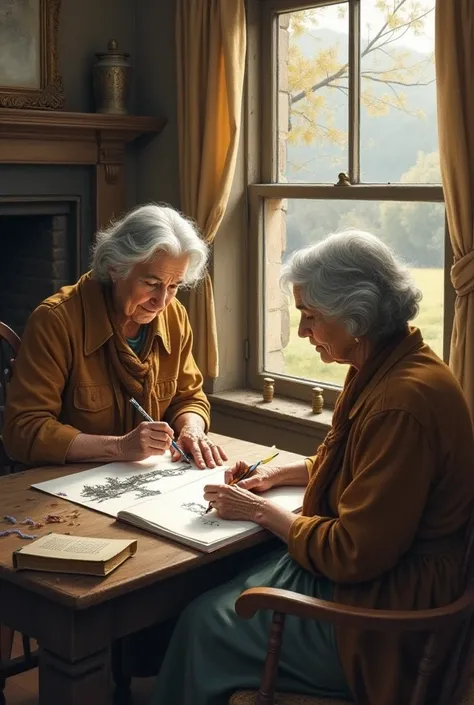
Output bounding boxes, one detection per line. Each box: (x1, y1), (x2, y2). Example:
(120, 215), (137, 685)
(118, 469), (305, 552)
(32, 454), (220, 518)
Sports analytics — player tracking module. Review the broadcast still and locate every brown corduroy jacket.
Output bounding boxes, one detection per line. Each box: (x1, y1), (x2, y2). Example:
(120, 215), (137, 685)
(288, 329), (474, 705)
(3, 273), (210, 466)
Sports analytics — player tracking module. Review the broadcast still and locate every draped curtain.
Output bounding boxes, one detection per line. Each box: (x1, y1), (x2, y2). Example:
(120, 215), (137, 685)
(435, 0), (474, 422)
(176, 0), (246, 379)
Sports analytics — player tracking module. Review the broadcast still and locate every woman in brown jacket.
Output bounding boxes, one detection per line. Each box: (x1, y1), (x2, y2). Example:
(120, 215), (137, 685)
(3, 204), (226, 469)
(151, 230), (474, 705)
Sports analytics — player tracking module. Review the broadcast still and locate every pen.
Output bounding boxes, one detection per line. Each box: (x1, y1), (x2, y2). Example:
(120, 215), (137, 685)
(129, 397), (192, 464)
(204, 448), (280, 513)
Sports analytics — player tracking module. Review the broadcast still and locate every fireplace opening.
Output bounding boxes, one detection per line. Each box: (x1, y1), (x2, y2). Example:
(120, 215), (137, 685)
(0, 199), (81, 337)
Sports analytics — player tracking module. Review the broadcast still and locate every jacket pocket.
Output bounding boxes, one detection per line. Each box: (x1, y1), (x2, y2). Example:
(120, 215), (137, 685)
(156, 379), (177, 401)
(74, 384), (114, 412)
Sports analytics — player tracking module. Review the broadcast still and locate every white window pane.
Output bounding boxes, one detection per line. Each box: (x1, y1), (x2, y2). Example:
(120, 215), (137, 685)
(278, 4), (349, 184)
(360, 0), (440, 183)
(263, 198), (445, 386)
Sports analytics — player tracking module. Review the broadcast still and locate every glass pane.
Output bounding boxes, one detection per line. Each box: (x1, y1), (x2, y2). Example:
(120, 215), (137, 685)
(263, 198), (445, 386)
(360, 0), (439, 183)
(277, 4), (349, 184)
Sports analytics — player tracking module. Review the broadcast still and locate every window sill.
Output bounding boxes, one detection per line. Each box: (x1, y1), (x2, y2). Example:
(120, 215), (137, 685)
(209, 389), (332, 456)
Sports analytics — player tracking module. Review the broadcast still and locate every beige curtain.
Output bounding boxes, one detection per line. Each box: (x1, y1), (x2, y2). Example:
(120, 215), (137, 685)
(176, 0), (246, 379)
(436, 0), (474, 422)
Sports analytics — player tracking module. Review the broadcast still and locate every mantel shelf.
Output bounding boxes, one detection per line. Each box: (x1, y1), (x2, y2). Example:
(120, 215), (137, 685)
(0, 108), (167, 230)
(0, 108), (166, 142)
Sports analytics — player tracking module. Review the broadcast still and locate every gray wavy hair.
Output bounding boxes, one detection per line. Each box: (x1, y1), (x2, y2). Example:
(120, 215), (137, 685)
(280, 230), (422, 341)
(90, 203), (209, 286)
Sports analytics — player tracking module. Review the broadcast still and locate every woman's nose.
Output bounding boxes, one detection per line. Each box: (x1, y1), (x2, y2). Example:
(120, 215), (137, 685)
(150, 286), (167, 309)
(298, 322), (310, 339)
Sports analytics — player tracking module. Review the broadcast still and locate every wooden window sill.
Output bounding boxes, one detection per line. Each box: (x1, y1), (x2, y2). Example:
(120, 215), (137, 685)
(208, 390), (332, 456)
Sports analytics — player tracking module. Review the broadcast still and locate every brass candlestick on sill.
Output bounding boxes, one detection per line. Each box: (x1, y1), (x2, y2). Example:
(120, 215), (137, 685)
(262, 378), (275, 403)
(312, 387), (324, 414)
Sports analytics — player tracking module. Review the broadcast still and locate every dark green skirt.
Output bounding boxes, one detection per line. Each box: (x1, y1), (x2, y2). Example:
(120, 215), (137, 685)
(151, 548), (351, 705)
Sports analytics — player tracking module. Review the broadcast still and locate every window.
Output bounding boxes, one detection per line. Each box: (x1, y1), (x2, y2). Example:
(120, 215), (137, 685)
(248, 0), (450, 404)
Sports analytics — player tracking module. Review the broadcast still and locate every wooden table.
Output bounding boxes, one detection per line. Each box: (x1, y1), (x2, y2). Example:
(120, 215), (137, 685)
(0, 434), (302, 705)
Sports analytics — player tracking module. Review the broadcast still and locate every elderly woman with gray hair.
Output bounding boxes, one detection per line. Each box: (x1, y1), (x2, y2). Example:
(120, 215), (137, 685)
(3, 203), (226, 468)
(152, 230), (474, 705)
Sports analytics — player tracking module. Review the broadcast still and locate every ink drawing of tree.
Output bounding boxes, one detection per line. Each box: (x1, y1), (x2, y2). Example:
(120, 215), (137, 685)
(80, 466), (187, 503)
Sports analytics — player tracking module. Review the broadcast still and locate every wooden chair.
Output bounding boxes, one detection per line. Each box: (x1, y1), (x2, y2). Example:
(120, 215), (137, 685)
(0, 322), (38, 705)
(230, 513), (474, 705)
(0, 322), (21, 476)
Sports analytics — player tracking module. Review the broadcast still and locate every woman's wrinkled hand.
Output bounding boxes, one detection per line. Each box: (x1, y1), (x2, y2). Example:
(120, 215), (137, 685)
(224, 460), (280, 492)
(203, 483), (266, 522)
(118, 421), (174, 461)
(171, 425), (228, 469)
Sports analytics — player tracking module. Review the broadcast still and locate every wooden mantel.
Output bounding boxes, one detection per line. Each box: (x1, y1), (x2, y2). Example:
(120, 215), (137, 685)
(0, 108), (166, 228)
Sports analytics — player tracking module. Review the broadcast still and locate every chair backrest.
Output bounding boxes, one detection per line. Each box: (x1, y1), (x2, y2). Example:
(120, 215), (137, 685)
(0, 322), (21, 474)
(438, 506), (474, 705)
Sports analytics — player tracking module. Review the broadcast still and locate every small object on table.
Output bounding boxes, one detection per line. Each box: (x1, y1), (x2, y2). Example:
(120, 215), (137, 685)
(44, 514), (64, 524)
(0, 529), (37, 540)
(262, 377), (275, 403)
(13, 534), (137, 576)
(311, 386), (324, 414)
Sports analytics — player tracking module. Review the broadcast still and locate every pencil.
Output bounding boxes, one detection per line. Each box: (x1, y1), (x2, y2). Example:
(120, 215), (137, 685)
(129, 397), (192, 464)
(204, 449), (279, 514)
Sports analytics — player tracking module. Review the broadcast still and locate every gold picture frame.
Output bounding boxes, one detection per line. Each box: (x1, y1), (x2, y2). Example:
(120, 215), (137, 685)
(0, 0), (64, 110)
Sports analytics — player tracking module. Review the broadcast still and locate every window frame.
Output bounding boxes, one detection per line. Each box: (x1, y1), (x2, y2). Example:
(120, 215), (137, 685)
(246, 0), (453, 407)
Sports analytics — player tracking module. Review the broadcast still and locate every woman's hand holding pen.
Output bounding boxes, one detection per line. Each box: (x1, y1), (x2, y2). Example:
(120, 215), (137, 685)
(224, 461), (281, 492)
(117, 421), (174, 461)
(202, 482), (266, 522)
(203, 460), (281, 522)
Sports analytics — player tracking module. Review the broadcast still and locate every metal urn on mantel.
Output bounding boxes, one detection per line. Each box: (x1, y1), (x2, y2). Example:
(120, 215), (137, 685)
(93, 40), (131, 115)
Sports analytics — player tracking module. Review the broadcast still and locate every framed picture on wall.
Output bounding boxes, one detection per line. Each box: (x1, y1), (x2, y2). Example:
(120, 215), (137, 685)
(0, 0), (64, 110)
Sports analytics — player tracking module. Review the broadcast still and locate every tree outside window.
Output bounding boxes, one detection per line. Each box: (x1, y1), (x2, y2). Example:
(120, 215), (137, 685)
(252, 0), (446, 394)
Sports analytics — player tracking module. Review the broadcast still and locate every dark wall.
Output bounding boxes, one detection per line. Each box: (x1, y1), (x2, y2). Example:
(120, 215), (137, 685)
(134, 0), (180, 208)
(58, 0), (136, 113)
(56, 0), (176, 210)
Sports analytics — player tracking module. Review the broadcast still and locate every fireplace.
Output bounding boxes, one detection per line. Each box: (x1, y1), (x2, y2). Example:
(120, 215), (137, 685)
(0, 108), (165, 338)
(0, 199), (80, 335)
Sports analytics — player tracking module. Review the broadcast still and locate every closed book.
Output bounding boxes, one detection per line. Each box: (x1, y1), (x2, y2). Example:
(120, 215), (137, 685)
(13, 533), (137, 576)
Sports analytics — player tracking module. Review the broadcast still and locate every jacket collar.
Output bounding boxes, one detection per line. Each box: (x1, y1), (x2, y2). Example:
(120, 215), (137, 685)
(348, 327), (424, 420)
(79, 272), (171, 356)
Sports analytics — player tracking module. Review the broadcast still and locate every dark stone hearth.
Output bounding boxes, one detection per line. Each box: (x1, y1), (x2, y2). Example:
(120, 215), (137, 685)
(0, 201), (80, 336)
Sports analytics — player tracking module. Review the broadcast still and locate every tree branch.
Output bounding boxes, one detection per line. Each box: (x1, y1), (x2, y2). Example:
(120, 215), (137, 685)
(290, 2), (434, 106)
(362, 75), (435, 87)
(369, 9), (434, 51)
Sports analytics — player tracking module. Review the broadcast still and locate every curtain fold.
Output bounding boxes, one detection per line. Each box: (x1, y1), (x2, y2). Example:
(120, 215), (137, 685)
(176, 0), (246, 379)
(435, 0), (474, 422)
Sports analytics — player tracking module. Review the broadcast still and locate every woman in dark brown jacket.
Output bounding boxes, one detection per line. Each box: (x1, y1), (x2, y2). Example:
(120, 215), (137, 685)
(151, 230), (474, 705)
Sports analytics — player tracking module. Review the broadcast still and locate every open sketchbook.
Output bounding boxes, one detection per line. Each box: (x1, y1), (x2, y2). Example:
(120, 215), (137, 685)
(117, 469), (305, 553)
(32, 453), (305, 553)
